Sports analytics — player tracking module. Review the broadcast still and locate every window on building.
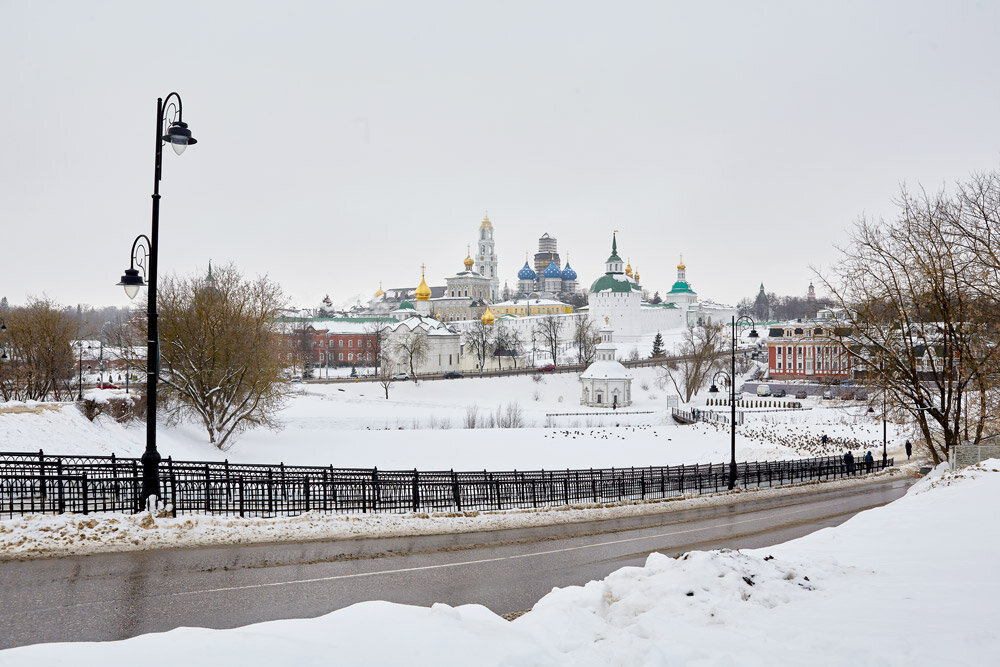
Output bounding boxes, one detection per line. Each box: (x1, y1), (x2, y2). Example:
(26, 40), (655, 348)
(338, 353), (343, 361)
(348, 340), (353, 347)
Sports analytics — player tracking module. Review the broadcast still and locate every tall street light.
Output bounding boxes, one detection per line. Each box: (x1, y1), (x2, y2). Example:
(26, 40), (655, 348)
(117, 93), (197, 510)
(708, 315), (758, 490)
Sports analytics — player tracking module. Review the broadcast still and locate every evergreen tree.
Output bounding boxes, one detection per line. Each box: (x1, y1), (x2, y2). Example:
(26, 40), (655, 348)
(651, 291), (662, 305)
(0, 296), (8, 310)
(651, 332), (664, 357)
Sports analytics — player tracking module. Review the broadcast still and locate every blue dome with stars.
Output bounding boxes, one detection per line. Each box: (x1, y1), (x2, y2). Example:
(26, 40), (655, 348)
(561, 262), (577, 281)
(543, 260), (562, 278)
(517, 261), (537, 280)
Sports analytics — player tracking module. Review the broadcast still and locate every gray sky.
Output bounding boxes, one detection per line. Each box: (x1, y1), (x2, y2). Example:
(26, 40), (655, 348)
(3, 1), (999, 311)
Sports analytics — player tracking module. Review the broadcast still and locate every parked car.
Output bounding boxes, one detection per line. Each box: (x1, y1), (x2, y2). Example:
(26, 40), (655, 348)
(794, 390), (808, 400)
(916, 466), (933, 478)
(443, 371), (463, 379)
(842, 392), (856, 400)
(756, 384), (771, 397)
(772, 389), (787, 397)
(391, 372), (410, 380)
(95, 382), (119, 389)
(854, 393), (868, 401)
(822, 390), (834, 400)
(537, 365), (556, 372)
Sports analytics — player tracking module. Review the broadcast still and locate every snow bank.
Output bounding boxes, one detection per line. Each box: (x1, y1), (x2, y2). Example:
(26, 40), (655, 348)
(4, 462), (995, 665)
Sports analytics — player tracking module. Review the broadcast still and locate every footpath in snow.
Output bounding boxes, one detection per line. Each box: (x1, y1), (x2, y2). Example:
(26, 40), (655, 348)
(2, 461), (995, 665)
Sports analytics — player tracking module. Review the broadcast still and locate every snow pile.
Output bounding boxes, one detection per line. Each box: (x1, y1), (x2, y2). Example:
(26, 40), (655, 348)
(4, 462), (996, 665)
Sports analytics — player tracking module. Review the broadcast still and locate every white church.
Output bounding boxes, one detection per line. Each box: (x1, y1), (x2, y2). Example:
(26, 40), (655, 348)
(585, 233), (736, 342)
(580, 322), (633, 408)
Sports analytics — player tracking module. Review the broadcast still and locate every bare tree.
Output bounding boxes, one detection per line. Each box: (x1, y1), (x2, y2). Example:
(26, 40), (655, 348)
(375, 357), (394, 399)
(533, 315), (564, 367)
(0, 298), (76, 401)
(573, 317), (599, 365)
(362, 320), (389, 376)
(658, 323), (725, 402)
(494, 323), (523, 370)
(155, 264), (287, 450)
(466, 321), (496, 373)
(818, 182), (1000, 463)
(394, 329), (429, 380)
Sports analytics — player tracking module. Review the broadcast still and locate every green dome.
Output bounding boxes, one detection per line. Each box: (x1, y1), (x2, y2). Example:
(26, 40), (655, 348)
(590, 273), (641, 293)
(668, 281), (695, 294)
(398, 301), (415, 310)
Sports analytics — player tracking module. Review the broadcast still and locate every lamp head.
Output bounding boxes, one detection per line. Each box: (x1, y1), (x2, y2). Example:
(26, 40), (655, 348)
(163, 120), (197, 155)
(748, 329), (759, 339)
(117, 267), (146, 300)
(708, 384), (719, 394)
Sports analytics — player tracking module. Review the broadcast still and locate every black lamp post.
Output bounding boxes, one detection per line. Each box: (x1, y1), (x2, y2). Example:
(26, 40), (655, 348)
(76, 341), (87, 401)
(0, 318), (7, 361)
(708, 315), (758, 490)
(117, 93), (197, 510)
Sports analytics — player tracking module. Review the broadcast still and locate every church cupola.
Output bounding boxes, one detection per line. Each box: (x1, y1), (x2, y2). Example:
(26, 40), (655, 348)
(605, 232), (624, 274)
(415, 265), (432, 301)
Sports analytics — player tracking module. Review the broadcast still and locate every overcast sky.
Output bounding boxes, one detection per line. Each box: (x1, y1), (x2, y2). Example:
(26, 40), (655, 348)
(3, 1), (999, 311)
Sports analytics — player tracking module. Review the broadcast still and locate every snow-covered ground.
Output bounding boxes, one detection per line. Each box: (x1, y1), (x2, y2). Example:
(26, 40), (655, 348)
(2, 461), (994, 665)
(0, 368), (910, 471)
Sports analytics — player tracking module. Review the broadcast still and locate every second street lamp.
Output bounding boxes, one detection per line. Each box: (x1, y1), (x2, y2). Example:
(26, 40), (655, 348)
(709, 315), (758, 490)
(117, 92), (197, 511)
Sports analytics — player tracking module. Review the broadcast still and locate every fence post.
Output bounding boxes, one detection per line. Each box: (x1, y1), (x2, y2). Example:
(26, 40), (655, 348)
(412, 469), (419, 512)
(372, 467), (380, 513)
(170, 466), (177, 518)
(238, 476), (245, 517)
(640, 468), (646, 500)
(563, 470), (570, 505)
(267, 469), (274, 514)
(38, 449), (46, 499)
(451, 469), (461, 512)
(205, 464), (212, 514)
(82, 472), (89, 515)
(304, 477), (311, 512)
(57, 460), (64, 514)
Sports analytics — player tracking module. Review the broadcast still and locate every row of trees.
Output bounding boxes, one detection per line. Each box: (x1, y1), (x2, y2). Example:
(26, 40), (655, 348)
(818, 172), (1000, 463)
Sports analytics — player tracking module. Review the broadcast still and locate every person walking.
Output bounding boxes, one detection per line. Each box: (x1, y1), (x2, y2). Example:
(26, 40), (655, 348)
(821, 434), (829, 445)
(905, 440), (912, 460)
(844, 450), (855, 474)
(864, 450), (874, 473)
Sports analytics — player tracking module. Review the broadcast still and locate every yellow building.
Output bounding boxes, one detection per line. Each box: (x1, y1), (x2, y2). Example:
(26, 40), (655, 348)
(489, 297), (573, 317)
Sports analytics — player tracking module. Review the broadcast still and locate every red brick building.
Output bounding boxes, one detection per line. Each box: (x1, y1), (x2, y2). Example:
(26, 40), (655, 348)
(277, 318), (391, 367)
(765, 322), (853, 381)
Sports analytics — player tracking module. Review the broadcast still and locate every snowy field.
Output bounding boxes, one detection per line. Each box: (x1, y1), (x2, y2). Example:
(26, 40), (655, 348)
(0, 368), (910, 472)
(2, 461), (995, 665)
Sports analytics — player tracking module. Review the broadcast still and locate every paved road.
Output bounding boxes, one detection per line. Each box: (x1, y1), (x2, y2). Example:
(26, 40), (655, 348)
(0, 478), (910, 649)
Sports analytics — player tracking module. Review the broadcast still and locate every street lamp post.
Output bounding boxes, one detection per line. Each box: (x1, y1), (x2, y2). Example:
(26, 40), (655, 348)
(76, 341), (90, 401)
(709, 315), (758, 490)
(117, 93), (197, 510)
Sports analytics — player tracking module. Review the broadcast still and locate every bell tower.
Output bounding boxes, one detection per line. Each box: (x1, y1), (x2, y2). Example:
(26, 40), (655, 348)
(476, 212), (499, 301)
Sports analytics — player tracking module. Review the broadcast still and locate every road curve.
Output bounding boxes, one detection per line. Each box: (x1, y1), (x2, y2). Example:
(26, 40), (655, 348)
(0, 477), (910, 649)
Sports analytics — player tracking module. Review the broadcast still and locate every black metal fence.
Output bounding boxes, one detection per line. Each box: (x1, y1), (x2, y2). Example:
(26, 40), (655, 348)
(0, 450), (893, 519)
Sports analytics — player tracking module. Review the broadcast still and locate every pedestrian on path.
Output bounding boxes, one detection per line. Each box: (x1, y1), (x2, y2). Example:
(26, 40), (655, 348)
(905, 440), (912, 460)
(844, 450), (855, 474)
(864, 450), (874, 473)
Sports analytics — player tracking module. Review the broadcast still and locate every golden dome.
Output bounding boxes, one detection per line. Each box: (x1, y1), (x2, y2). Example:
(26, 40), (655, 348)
(677, 255), (686, 271)
(634, 270), (640, 284)
(415, 266), (431, 301)
(480, 212), (493, 229)
(464, 245), (475, 270)
(625, 258), (633, 277)
(481, 307), (496, 325)
(374, 281), (384, 297)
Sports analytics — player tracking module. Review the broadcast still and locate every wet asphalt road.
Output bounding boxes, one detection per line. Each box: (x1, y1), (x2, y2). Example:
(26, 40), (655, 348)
(0, 477), (910, 649)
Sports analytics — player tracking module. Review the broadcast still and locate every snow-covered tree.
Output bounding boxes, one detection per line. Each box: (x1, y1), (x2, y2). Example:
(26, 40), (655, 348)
(155, 264), (287, 449)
